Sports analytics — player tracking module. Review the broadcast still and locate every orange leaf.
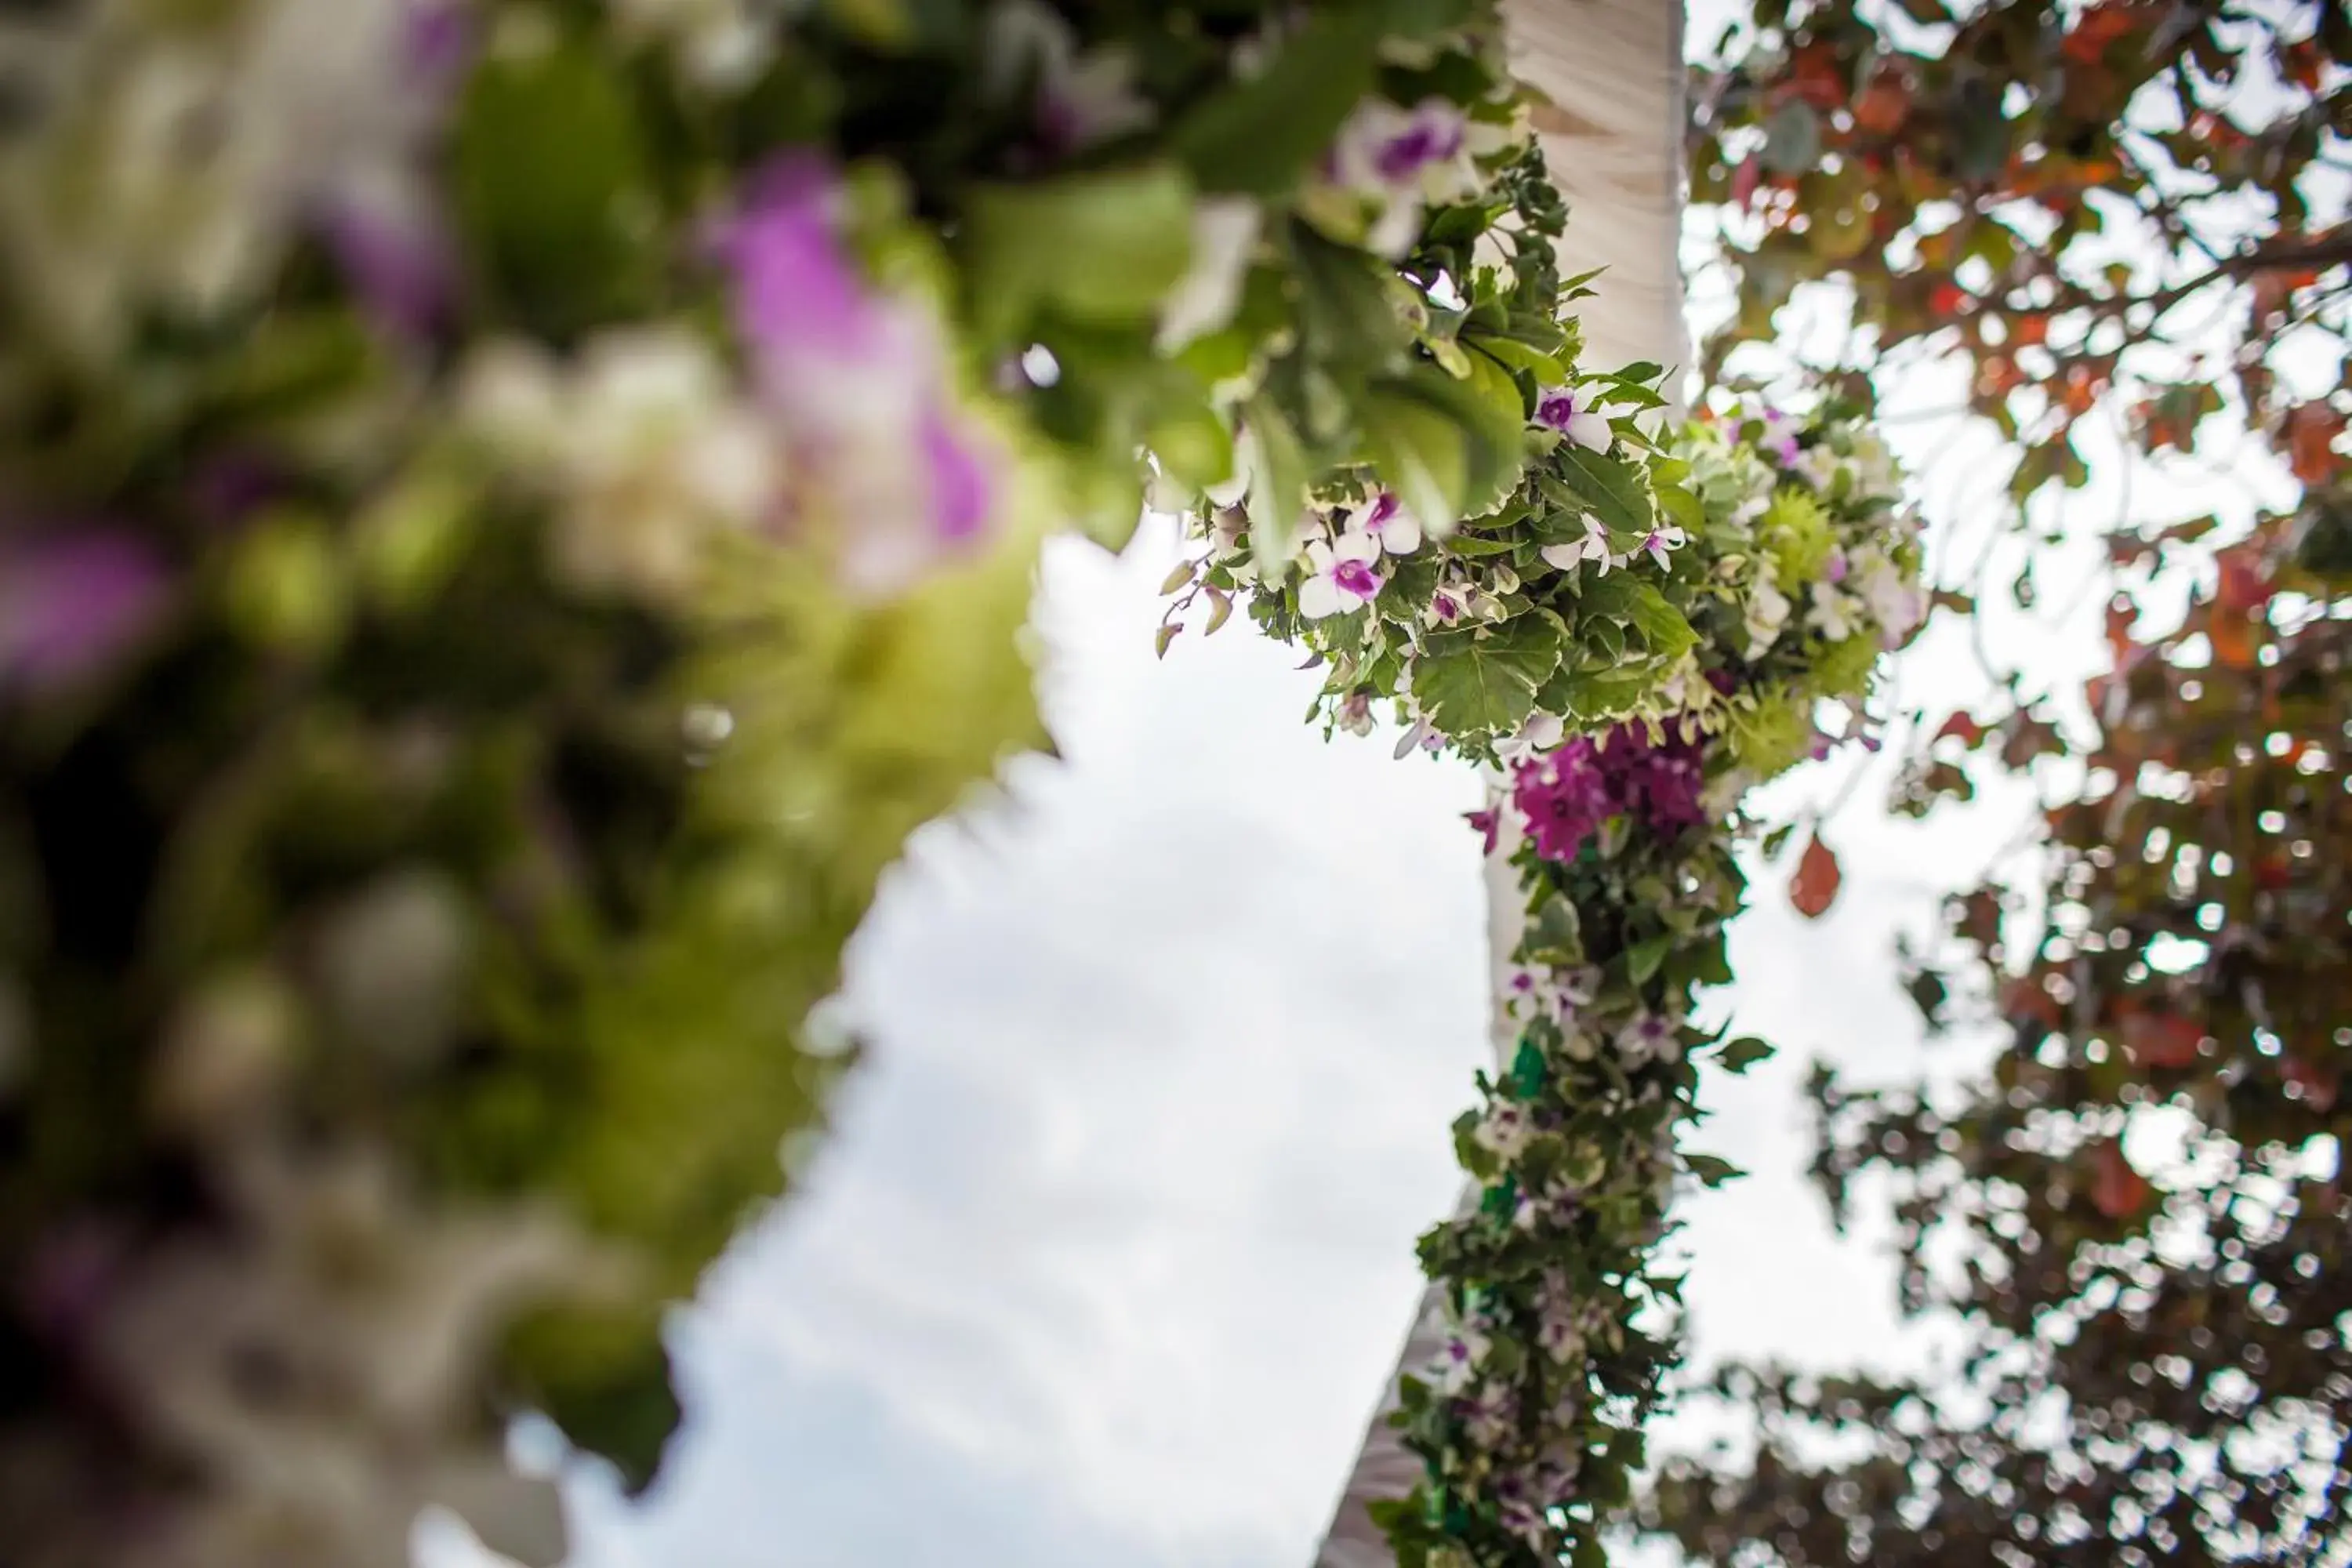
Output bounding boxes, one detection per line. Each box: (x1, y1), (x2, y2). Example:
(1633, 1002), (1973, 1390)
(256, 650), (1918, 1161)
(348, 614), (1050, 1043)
(1853, 70), (1910, 135)
(2091, 1141), (2151, 1220)
(2103, 597), (2138, 666)
(1788, 42), (1849, 111)
(2285, 402), (2345, 486)
(1790, 833), (1842, 920)
(2062, 4), (2142, 64)
(2214, 548), (2273, 614)
(2209, 608), (2257, 670)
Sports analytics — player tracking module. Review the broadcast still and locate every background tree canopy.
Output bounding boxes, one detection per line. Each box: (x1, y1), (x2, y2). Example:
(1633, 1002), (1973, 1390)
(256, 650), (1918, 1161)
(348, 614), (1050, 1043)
(1653, 2), (2350, 1563)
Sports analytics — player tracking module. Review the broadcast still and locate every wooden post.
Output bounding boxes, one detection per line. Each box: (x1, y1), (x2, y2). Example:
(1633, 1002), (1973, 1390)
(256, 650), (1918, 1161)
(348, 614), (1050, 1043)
(1308, 4), (1686, 1561)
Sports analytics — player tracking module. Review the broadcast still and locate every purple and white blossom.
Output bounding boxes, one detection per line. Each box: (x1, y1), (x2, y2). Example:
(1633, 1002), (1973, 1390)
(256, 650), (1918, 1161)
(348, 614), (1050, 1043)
(1503, 963), (1593, 1026)
(1539, 514), (1615, 576)
(1859, 554), (1928, 648)
(1472, 1101), (1532, 1160)
(1614, 1011), (1682, 1068)
(1298, 531), (1383, 619)
(1534, 388), (1613, 452)
(1329, 96), (1480, 256)
(1807, 580), (1862, 642)
(1361, 490), (1423, 555)
(1429, 1319), (1491, 1396)
(1512, 1177), (1584, 1233)
(1636, 522), (1687, 568)
(1459, 1378), (1519, 1449)
(1494, 710), (1566, 765)
(1534, 1270), (1592, 1363)
(985, 0), (1155, 158)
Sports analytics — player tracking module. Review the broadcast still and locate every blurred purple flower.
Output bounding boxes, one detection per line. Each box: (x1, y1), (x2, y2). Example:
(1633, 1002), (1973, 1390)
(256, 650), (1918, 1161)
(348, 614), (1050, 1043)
(0, 532), (170, 693)
(717, 157), (899, 373)
(406, 0), (474, 89)
(919, 408), (993, 545)
(320, 194), (456, 339)
(717, 155), (1003, 590)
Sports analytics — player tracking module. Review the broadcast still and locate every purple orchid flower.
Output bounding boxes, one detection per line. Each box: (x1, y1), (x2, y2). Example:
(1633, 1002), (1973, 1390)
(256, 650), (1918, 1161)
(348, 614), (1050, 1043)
(1535, 388), (1612, 452)
(1373, 106), (1466, 183)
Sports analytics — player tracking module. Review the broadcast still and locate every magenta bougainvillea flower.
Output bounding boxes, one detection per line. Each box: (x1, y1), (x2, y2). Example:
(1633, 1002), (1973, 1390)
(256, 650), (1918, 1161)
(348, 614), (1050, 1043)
(1510, 720), (1708, 864)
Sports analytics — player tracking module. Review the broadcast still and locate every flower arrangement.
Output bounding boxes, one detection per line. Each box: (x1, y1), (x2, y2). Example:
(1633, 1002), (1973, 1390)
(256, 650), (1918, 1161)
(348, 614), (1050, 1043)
(0, 1), (1589, 1563)
(1173, 398), (1923, 1565)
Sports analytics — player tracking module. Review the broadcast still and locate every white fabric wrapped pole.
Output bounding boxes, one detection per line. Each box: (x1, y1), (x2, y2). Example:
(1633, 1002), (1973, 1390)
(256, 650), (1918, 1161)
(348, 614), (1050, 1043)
(1310, 3), (1688, 1562)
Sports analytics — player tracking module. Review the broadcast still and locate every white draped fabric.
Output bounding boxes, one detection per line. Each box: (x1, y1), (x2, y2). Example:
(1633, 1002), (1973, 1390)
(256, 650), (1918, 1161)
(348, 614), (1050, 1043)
(1310, 4), (1689, 1561)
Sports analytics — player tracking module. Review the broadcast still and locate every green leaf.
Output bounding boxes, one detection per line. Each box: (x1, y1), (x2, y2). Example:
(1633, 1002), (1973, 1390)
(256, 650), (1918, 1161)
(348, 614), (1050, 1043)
(1291, 222), (1415, 373)
(1146, 401), (1236, 493)
(1246, 397), (1312, 569)
(1625, 932), (1672, 984)
(1467, 335), (1567, 383)
(1362, 390), (1470, 535)
(964, 165), (1196, 343)
(453, 39), (655, 337)
(1621, 582), (1697, 659)
(1551, 443), (1656, 539)
(1169, 14), (1380, 196)
(1574, 575), (1693, 659)
(1657, 482), (1706, 534)
(1685, 1153), (1746, 1189)
(1713, 1036), (1775, 1074)
(1379, 354), (1529, 524)
(1411, 617), (1566, 735)
(1761, 100), (1821, 176)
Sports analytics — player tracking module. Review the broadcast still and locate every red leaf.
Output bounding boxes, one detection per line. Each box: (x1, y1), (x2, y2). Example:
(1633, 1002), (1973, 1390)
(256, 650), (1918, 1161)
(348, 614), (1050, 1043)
(2214, 548), (2273, 614)
(2091, 1141), (2151, 1220)
(2209, 605), (2258, 670)
(2285, 1056), (2340, 1112)
(1790, 833), (1842, 920)
(1935, 712), (1985, 746)
(2122, 1011), (2204, 1070)
(2001, 975), (2063, 1029)
(1731, 154), (1762, 212)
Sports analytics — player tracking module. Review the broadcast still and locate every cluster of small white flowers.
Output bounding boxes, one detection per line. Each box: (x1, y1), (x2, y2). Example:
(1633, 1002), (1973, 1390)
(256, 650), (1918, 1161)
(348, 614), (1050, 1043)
(459, 330), (780, 601)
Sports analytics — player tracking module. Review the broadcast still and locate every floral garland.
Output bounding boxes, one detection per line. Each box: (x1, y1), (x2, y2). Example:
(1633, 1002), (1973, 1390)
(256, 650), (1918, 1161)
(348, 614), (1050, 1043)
(0, 1), (1616, 1563)
(1174, 401), (1923, 1564)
